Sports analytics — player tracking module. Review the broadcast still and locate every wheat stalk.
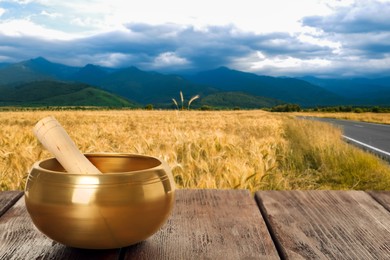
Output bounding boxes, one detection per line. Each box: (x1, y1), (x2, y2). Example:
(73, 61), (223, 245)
(172, 98), (179, 110)
(2, 110), (390, 191)
(188, 95), (200, 110)
(180, 91), (184, 110)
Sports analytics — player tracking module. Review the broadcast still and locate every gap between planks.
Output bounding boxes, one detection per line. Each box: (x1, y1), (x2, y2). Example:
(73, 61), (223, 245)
(0, 190), (23, 217)
(255, 190), (390, 260)
(1, 189), (279, 260)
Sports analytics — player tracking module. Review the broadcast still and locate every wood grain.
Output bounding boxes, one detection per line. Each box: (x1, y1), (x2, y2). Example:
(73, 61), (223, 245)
(367, 191), (390, 212)
(0, 191), (23, 217)
(123, 189), (279, 260)
(256, 190), (390, 260)
(0, 195), (120, 260)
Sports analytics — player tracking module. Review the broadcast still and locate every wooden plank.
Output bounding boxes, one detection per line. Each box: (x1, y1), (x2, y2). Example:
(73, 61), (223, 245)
(123, 189), (279, 259)
(0, 191), (23, 217)
(367, 191), (390, 212)
(0, 195), (120, 260)
(256, 190), (390, 259)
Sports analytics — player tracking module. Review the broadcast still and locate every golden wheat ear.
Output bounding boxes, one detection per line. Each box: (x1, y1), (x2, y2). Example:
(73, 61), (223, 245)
(172, 98), (179, 110)
(188, 95), (200, 109)
(179, 91), (184, 110)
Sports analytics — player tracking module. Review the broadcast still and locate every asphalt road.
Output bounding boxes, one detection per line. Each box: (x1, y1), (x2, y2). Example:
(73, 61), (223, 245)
(302, 117), (390, 161)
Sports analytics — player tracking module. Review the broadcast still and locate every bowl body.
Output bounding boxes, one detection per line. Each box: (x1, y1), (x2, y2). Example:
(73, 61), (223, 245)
(25, 153), (175, 249)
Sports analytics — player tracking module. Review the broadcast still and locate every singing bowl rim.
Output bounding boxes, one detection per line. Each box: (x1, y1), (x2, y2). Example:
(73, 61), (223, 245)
(31, 152), (165, 176)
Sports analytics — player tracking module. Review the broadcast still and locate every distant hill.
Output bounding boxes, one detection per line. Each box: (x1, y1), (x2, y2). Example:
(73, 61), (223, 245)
(0, 80), (136, 107)
(0, 63), (10, 69)
(301, 76), (390, 106)
(0, 58), (217, 106)
(1, 57), (390, 108)
(71, 64), (108, 86)
(96, 66), (217, 105)
(0, 61), (52, 86)
(188, 67), (346, 107)
(0, 57), (80, 86)
(21, 57), (79, 80)
(200, 92), (283, 109)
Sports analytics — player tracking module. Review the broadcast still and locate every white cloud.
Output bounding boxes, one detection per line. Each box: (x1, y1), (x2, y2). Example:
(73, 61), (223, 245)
(18, 0), (338, 34)
(0, 19), (76, 40)
(257, 56), (331, 69)
(40, 10), (62, 18)
(303, 0), (390, 33)
(326, 55), (390, 77)
(7, 0), (35, 4)
(70, 17), (103, 28)
(256, 51), (266, 60)
(92, 53), (134, 67)
(298, 34), (342, 54)
(152, 52), (190, 68)
(1, 0), (389, 77)
(232, 51), (332, 76)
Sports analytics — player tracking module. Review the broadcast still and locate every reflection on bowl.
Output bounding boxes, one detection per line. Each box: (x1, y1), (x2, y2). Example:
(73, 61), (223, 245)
(25, 153), (175, 249)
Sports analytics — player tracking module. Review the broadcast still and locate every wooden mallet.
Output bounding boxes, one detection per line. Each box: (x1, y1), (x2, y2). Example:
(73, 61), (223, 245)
(34, 116), (102, 175)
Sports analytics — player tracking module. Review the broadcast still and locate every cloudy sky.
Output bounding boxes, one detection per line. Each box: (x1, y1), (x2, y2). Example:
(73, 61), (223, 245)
(0, 0), (389, 77)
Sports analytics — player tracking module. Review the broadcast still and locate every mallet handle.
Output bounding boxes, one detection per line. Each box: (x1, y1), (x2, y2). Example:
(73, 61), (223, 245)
(34, 116), (102, 174)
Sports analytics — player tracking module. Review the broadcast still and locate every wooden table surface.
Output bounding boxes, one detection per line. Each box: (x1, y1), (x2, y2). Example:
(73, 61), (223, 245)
(1, 189), (390, 259)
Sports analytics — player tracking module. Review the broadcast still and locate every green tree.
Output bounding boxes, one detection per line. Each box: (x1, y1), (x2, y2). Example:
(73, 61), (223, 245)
(145, 104), (154, 110)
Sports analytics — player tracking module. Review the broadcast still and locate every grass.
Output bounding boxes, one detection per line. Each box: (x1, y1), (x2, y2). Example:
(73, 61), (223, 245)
(293, 111), (390, 124)
(280, 118), (390, 189)
(1, 110), (390, 191)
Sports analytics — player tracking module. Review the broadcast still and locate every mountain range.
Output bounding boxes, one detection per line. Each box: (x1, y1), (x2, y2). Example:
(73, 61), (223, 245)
(0, 57), (389, 108)
(0, 80), (136, 107)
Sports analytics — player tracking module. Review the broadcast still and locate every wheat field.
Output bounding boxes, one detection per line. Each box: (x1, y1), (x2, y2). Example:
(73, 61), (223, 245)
(1, 110), (390, 191)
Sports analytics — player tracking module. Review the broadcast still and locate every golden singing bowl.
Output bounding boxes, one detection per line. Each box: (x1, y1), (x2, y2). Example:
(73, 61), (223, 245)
(24, 153), (175, 249)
